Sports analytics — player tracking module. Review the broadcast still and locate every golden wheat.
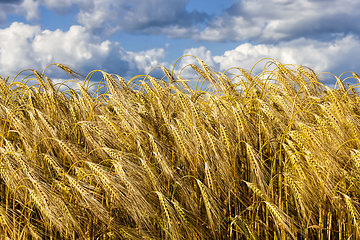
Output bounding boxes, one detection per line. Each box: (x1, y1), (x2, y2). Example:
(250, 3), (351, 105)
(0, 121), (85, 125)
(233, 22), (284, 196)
(0, 58), (359, 239)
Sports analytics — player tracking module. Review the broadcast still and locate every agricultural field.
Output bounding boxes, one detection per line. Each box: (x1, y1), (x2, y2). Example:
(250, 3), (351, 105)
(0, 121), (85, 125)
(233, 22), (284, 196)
(0, 58), (359, 239)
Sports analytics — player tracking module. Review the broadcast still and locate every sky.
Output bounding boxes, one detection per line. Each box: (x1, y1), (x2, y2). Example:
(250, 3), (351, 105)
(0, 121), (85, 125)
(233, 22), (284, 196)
(1, 0), (360, 85)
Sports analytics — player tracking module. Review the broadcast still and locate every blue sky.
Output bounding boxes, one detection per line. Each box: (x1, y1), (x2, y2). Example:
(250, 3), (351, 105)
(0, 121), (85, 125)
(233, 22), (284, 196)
(1, 0), (360, 85)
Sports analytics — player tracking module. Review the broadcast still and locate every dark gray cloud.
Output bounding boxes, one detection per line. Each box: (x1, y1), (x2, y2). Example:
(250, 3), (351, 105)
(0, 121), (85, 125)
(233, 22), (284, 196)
(0, 0), (21, 3)
(74, 0), (209, 35)
(1, 0), (209, 36)
(0, 0), (21, 24)
(2, 0), (360, 43)
(198, 0), (360, 43)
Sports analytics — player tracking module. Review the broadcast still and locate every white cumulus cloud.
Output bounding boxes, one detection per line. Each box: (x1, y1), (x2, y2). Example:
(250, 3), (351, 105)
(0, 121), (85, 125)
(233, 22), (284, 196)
(0, 22), (166, 78)
(182, 35), (360, 83)
(0, 22), (41, 73)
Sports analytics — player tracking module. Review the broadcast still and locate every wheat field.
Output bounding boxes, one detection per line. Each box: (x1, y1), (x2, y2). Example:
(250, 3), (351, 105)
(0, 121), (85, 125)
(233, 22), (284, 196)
(0, 58), (359, 239)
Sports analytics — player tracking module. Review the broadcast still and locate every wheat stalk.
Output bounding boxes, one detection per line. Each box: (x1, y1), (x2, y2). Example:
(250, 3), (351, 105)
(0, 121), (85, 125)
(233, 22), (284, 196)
(1, 58), (360, 239)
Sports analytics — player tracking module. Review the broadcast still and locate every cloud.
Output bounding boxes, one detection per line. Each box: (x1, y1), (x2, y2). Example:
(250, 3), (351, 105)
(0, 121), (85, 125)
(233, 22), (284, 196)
(2, 0), (360, 43)
(125, 48), (166, 74)
(0, 0), (21, 3)
(0, 22), (166, 78)
(144, 25), (200, 39)
(21, 0), (207, 35)
(0, 0), (21, 24)
(181, 35), (360, 83)
(0, 22), (41, 72)
(176, 46), (217, 72)
(1, 0), (208, 36)
(4, 0), (358, 45)
(198, 0), (360, 42)
(2, 22), (359, 87)
(0, 0), (40, 23)
(21, 0), (40, 21)
(74, 0), (208, 34)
